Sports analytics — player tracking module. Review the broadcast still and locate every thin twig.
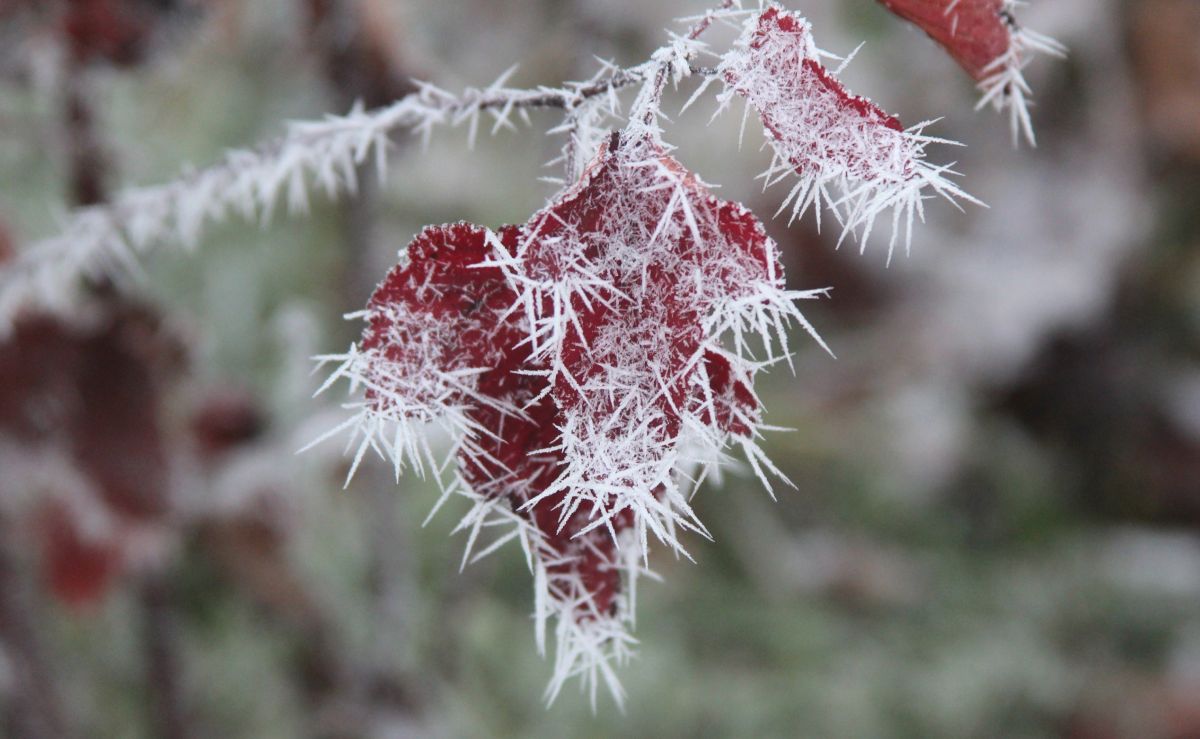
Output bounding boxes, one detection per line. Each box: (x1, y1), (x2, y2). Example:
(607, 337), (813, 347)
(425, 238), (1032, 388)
(0, 2), (734, 332)
(138, 572), (191, 739)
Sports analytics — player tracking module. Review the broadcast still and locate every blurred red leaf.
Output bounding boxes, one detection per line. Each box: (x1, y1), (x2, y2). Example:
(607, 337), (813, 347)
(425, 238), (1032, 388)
(0, 303), (183, 605)
(62, 0), (153, 66)
(36, 499), (122, 610)
(190, 389), (265, 460)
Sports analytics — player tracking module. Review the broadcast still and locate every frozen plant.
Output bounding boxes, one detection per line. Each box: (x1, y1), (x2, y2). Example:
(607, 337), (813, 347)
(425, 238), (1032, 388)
(310, 1), (1060, 708)
(0, 0), (1064, 710)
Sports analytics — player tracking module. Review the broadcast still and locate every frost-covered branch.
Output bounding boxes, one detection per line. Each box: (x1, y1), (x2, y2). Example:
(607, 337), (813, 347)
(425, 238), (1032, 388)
(0, 1), (1065, 335)
(0, 49), (691, 334)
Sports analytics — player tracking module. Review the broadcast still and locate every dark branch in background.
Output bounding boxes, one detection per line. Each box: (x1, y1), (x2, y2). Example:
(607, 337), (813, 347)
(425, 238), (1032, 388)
(304, 0), (418, 308)
(305, 0), (419, 111)
(63, 64), (109, 207)
(205, 2), (432, 733)
(0, 518), (71, 739)
(59, 13), (194, 737)
(138, 572), (191, 739)
(306, 0), (427, 722)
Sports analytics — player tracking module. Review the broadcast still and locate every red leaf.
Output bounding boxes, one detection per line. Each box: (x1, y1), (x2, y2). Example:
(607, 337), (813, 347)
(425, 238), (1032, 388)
(63, 0), (153, 66)
(0, 304), (182, 607)
(70, 305), (174, 520)
(343, 132), (829, 698)
(722, 5), (973, 256)
(360, 222), (527, 419)
(874, 0), (1066, 145)
(37, 500), (122, 610)
(190, 389), (265, 459)
(700, 349), (758, 439)
(876, 0), (1011, 82)
(512, 134), (775, 437)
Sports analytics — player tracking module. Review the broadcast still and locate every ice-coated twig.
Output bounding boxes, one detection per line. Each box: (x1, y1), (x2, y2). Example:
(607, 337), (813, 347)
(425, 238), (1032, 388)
(0, 36), (713, 333)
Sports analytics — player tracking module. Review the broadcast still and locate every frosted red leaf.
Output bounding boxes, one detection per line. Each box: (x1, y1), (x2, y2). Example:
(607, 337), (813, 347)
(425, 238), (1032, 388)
(328, 131), (827, 705)
(874, 0), (1066, 144)
(720, 5), (974, 259)
(878, 0), (1011, 81)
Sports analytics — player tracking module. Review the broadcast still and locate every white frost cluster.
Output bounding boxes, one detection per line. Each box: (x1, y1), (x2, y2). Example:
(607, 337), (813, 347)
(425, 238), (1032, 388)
(715, 4), (979, 262)
(978, 1), (1068, 146)
(449, 482), (647, 709)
